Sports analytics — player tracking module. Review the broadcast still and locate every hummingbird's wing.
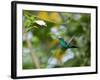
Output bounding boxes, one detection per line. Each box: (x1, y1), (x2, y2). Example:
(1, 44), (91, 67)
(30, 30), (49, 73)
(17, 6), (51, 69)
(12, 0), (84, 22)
(67, 36), (75, 45)
(66, 36), (79, 48)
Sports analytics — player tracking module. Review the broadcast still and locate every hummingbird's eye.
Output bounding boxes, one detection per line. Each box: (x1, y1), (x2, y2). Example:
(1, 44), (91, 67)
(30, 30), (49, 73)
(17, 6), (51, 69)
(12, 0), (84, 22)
(35, 20), (47, 26)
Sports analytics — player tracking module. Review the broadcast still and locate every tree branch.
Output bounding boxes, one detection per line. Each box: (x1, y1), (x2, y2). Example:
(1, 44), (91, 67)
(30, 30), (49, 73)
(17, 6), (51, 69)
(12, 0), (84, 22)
(23, 29), (40, 69)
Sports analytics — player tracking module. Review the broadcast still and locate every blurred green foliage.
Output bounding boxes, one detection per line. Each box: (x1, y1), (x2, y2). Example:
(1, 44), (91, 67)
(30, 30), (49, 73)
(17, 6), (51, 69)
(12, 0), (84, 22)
(22, 10), (91, 69)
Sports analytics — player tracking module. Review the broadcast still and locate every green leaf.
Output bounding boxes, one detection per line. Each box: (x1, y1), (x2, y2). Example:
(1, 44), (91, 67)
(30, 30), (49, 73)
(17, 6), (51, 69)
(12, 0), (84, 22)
(24, 19), (31, 27)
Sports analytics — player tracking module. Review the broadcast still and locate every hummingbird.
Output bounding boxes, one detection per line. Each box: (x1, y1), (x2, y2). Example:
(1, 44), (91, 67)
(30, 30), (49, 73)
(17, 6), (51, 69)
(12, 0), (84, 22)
(47, 36), (78, 67)
(58, 36), (78, 50)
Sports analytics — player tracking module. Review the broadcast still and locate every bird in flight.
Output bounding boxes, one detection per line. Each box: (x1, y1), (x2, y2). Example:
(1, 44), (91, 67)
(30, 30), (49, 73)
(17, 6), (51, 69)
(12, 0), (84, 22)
(58, 36), (78, 49)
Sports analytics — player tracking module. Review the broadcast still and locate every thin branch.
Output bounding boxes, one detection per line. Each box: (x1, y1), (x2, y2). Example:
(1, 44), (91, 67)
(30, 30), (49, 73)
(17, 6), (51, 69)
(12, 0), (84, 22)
(23, 27), (40, 68)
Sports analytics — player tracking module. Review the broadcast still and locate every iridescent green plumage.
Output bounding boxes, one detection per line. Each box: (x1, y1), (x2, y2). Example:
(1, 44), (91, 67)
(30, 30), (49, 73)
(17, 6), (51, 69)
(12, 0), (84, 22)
(58, 37), (78, 49)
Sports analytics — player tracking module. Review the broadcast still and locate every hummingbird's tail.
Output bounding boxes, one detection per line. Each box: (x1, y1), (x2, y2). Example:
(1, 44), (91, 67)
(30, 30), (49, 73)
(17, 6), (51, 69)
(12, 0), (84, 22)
(70, 46), (79, 48)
